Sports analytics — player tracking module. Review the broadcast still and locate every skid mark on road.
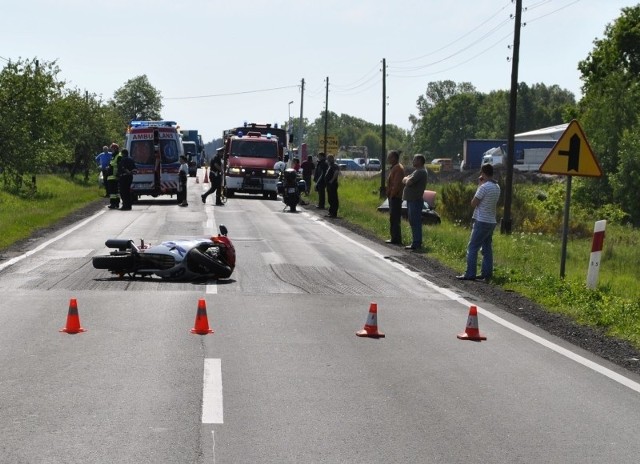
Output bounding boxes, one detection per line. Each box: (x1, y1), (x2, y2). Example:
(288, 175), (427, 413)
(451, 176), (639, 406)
(270, 263), (405, 296)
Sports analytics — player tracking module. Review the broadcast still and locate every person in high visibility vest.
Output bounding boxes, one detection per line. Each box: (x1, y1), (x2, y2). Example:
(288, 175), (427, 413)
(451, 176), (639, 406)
(107, 144), (121, 209)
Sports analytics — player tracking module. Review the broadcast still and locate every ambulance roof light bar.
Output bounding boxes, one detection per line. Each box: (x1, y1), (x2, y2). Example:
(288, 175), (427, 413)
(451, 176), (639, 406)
(130, 120), (178, 128)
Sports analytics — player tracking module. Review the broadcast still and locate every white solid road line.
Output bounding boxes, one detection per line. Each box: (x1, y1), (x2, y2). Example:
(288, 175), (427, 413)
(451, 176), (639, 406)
(303, 211), (640, 394)
(202, 358), (224, 424)
(0, 209), (106, 272)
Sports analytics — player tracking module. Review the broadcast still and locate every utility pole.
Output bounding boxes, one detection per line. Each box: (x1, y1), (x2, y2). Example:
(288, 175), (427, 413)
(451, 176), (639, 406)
(288, 100), (293, 136)
(323, 77), (329, 155)
(297, 78), (305, 157)
(502, 0), (523, 235)
(380, 58), (387, 198)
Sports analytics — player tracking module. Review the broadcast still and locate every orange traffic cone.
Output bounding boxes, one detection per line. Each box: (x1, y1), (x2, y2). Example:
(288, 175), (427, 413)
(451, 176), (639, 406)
(60, 298), (86, 334)
(191, 298), (214, 335)
(457, 305), (486, 341)
(203, 167), (209, 184)
(356, 302), (385, 338)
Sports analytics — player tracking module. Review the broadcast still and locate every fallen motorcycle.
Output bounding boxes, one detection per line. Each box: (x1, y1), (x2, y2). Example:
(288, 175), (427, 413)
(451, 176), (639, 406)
(92, 225), (235, 281)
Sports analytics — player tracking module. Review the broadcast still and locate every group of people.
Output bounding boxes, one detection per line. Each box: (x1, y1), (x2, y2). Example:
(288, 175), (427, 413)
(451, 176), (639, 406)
(284, 152), (340, 218)
(96, 143), (226, 210)
(385, 150), (501, 280)
(308, 152), (339, 218)
(385, 151), (428, 251)
(96, 143), (137, 211)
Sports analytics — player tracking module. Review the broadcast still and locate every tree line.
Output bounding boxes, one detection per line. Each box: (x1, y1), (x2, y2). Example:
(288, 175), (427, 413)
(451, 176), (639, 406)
(0, 61), (161, 193)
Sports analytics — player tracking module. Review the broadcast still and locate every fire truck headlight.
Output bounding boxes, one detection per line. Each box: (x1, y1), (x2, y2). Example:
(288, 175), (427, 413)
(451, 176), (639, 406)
(266, 169), (276, 176)
(228, 167), (242, 174)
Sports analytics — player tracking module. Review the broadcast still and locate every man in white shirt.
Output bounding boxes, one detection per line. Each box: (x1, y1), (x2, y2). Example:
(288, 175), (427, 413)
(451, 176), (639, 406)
(457, 163), (501, 280)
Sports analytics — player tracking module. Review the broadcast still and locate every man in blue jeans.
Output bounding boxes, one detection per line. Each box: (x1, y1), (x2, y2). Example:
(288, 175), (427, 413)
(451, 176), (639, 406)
(401, 154), (428, 250)
(457, 163), (501, 280)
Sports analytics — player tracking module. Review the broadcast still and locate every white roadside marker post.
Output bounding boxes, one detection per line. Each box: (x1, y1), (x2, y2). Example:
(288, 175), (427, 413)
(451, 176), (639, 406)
(586, 220), (606, 289)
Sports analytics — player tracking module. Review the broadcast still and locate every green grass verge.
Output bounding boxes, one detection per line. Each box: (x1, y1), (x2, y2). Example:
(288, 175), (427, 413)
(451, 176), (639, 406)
(0, 175), (102, 249)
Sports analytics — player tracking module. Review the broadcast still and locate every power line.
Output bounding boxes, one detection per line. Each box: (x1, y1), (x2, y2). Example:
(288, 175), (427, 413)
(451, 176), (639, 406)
(330, 62), (381, 90)
(526, 0), (582, 24)
(331, 70), (381, 94)
(389, 17), (511, 73)
(390, 1), (512, 65)
(387, 31), (513, 80)
(163, 84), (299, 100)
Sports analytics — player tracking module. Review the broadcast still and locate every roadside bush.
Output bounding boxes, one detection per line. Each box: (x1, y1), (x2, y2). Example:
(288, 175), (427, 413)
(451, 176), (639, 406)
(440, 182), (476, 225)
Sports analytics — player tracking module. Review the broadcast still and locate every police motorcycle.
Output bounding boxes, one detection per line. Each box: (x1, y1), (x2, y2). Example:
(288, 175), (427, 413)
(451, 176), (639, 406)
(274, 161), (306, 212)
(92, 225), (235, 281)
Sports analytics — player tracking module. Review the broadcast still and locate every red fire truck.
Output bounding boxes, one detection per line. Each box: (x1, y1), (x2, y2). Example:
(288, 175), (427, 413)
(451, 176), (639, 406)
(223, 123), (286, 200)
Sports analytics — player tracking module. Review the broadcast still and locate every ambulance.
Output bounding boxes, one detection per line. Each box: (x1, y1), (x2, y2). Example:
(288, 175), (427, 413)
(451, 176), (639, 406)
(125, 120), (183, 201)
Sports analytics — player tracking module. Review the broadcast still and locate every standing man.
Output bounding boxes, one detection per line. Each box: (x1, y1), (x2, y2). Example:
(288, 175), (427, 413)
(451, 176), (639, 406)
(118, 149), (137, 210)
(385, 150), (404, 245)
(325, 154), (340, 218)
(300, 155), (315, 195)
(95, 145), (112, 197)
(457, 163), (501, 281)
(177, 155), (189, 207)
(402, 154), (428, 251)
(107, 143), (121, 210)
(201, 148), (224, 206)
(314, 152), (328, 209)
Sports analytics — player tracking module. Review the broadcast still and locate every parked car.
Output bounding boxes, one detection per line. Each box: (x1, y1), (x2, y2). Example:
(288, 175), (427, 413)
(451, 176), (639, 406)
(365, 159), (381, 171)
(429, 158), (453, 171)
(336, 159), (364, 171)
(377, 190), (441, 225)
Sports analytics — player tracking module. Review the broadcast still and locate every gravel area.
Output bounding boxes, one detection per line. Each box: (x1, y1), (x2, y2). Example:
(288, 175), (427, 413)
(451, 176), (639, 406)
(2, 197), (640, 376)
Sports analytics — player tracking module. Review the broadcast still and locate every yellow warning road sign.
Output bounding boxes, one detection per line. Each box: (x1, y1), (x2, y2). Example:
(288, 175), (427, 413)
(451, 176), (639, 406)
(539, 120), (602, 177)
(319, 136), (339, 153)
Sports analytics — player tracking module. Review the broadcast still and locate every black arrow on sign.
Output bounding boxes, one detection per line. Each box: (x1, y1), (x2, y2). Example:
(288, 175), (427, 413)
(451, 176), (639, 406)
(559, 134), (580, 172)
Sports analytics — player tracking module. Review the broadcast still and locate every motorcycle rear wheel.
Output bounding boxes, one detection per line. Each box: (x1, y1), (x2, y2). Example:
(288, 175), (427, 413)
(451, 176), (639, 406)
(92, 254), (135, 271)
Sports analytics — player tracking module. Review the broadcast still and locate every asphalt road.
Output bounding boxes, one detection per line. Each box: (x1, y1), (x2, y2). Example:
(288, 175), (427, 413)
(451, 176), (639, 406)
(1, 174), (640, 463)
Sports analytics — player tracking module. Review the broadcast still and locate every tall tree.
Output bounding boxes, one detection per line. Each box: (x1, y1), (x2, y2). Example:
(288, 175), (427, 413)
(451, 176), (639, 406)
(111, 75), (162, 127)
(575, 5), (640, 214)
(411, 81), (481, 157)
(55, 89), (122, 180)
(0, 58), (65, 191)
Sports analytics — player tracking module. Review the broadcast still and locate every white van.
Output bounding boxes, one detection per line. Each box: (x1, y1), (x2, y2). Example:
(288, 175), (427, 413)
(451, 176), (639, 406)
(482, 146), (504, 166)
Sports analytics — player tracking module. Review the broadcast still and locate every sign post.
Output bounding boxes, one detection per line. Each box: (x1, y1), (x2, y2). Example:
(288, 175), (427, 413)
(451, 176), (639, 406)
(539, 120), (603, 278)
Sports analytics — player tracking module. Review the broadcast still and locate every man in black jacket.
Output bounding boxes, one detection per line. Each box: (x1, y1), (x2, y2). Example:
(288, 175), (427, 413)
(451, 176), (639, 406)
(118, 149), (137, 210)
(201, 148), (224, 206)
(314, 152), (328, 209)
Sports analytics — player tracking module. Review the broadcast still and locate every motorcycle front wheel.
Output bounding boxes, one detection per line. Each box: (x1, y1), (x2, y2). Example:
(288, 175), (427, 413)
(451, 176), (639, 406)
(92, 254), (135, 271)
(187, 248), (232, 278)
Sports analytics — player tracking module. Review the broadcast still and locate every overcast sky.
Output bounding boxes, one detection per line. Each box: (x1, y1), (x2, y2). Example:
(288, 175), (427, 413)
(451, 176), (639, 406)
(1, 0), (635, 142)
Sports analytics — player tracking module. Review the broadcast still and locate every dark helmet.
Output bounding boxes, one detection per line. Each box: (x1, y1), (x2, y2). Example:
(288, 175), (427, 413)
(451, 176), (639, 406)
(284, 168), (297, 182)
